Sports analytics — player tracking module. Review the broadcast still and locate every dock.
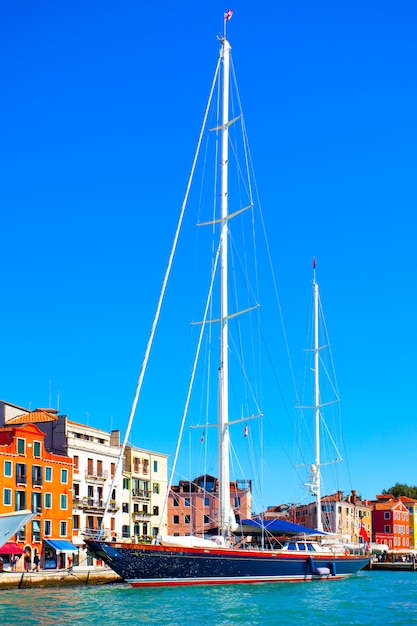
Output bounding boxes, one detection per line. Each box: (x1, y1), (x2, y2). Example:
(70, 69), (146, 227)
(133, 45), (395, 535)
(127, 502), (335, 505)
(0, 568), (123, 589)
(367, 560), (417, 572)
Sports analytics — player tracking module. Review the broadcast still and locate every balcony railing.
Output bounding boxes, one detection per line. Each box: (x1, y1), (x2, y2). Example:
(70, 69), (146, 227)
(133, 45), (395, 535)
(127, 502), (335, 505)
(132, 511), (152, 521)
(85, 469), (108, 481)
(132, 489), (150, 499)
(73, 497), (120, 511)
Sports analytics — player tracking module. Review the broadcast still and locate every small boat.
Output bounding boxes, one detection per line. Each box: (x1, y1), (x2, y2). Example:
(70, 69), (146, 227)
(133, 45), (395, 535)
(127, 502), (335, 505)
(85, 13), (369, 586)
(0, 510), (35, 548)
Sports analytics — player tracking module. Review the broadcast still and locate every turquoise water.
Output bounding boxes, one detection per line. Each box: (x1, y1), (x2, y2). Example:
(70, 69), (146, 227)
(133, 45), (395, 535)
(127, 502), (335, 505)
(1, 571), (417, 625)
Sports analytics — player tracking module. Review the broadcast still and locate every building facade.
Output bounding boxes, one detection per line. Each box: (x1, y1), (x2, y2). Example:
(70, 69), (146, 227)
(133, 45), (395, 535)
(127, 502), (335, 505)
(293, 490), (372, 544)
(122, 445), (168, 541)
(372, 497), (410, 550)
(167, 474), (252, 537)
(0, 421), (74, 570)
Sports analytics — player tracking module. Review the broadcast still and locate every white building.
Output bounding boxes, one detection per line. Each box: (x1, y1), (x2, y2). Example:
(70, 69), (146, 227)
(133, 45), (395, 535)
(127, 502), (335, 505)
(123, 445), (168, 541)
(66, 421), (123, 566)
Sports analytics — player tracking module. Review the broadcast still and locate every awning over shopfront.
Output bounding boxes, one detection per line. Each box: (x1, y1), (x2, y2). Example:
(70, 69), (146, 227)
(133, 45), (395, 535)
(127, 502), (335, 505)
(0, 542), (24, 555)
(44, 540), (78, 552)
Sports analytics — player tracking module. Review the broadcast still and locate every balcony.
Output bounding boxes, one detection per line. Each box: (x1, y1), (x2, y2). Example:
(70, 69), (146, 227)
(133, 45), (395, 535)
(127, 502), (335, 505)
(73, 497), (120, 512)
(132, 511), (152, 521)
(85, 469), (108, 481)
(132, 489), (150, 500)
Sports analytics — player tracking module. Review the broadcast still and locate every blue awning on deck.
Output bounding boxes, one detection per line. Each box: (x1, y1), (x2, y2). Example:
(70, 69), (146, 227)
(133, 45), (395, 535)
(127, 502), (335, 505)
(45, 539), (78, 552)
(240, 518), (325, 535)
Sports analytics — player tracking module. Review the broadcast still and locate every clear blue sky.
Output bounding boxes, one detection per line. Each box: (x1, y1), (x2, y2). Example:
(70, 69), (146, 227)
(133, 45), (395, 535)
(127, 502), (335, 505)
(1, 1), (416, 508)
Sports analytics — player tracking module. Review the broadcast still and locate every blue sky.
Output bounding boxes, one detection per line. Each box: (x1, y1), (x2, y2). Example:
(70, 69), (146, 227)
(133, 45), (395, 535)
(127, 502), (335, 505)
(1, 1), (416, 508)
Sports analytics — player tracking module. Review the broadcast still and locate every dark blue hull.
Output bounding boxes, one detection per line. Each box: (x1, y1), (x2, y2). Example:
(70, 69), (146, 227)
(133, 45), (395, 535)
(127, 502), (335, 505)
(85, 540), (369, 587)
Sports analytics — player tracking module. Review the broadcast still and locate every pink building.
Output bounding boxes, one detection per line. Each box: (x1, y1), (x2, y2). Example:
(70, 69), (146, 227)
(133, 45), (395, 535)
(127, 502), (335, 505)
(167, 474), (251, 537)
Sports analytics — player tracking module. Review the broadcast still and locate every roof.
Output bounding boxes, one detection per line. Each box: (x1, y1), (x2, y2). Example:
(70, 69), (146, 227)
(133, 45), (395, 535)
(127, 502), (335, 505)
(7, 409), (58, 424)
(44, 539), (78, 552)
(0, 542), (24, 555)
(374, 500), (407, 511)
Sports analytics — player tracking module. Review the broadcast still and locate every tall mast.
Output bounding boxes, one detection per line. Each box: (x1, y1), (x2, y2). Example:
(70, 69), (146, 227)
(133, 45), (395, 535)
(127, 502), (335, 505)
(218, 33), (231, 539)
(312, 258), (323, 531)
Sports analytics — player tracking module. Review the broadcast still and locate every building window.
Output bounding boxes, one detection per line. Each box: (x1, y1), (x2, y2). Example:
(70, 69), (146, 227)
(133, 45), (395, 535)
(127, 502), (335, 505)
(204, 515), (210, 524)
(384, 525), (391, 533)
(111, 463), (115, 478)
(32, 465), (42, 487)
(173, 497), (179, 506)
(61, 469), (68, 484)
(152, 527), (159, 537)
(32, 492), (42, 514)
(122, 525), (130, 539)
(17, 438), (25, 455)
(60, 521), (67, 536)
(44, 520), (51, 536)
(184, 515), (190, 524)
(97, 460), (103, 477)
(184, 498), (190, 507)
(153, 483), (160, 494)
(122, 503), (129, 513)
(123, 477), (130, 490)
(204, 497), (209, 507)
(4, 461), (12, 477)
(45, 467), (52, 482)
(33, 441), (41, 458)
(173, 515), (180, 524)
(73, 456), (79, 472)
(153, 506), (159, 516)
(32, 519), (41, 542)
(153, 460), (158, 472)
(234, 496), (240, 508)
(73, 515), (80, 530)
(384, 512), (390, 520)
(16, 491), (26, 511)
(45, 493), (52, 509)
(3, 488), (12, 506)
(16, 463), (27, 485)
(60, 494), (68, 510)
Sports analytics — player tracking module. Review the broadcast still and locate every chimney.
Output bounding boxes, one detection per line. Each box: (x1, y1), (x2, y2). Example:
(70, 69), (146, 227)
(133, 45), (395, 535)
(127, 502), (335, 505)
(352, 489), (357, 504)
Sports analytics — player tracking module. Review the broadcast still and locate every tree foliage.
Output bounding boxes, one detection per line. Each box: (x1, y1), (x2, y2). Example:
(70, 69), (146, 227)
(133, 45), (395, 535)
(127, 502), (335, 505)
(382, 483), (417, 499)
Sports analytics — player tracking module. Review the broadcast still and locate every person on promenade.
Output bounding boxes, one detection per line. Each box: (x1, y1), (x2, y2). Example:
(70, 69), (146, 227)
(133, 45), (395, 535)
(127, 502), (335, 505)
(24, 552), (31, 572)
(11, 555), (18, 571)
(33, 552), (40, 572)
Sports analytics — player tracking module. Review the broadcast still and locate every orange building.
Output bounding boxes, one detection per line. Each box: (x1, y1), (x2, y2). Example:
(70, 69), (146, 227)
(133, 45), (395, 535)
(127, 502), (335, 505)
(0, 422), (74, 570)
(168, 474), (252, 537)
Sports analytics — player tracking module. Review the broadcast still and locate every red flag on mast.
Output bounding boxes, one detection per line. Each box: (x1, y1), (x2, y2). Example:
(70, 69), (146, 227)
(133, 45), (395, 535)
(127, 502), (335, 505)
(224, 9), (233, 21)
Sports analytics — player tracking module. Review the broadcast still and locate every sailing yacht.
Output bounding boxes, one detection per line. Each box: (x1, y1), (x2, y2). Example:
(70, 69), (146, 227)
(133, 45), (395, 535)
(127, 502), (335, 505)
(85, 16), (369, 586)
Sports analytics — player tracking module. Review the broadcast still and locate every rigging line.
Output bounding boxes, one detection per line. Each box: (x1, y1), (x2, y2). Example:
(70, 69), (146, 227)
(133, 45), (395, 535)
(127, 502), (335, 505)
(159, 240), (222, 536)
(99, 54), (222, 536)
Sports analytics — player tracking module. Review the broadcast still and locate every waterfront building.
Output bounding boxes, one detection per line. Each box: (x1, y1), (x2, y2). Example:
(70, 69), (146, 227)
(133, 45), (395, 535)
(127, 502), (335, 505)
(371, 496), (410, 550)
(293, 490), (372, 544)
(398, 496), (417, 549)
(0, 418), (74, 570)
(122, 445), (168, 540)
(167, 474), (252, 537)
(0, 400), (169, 569)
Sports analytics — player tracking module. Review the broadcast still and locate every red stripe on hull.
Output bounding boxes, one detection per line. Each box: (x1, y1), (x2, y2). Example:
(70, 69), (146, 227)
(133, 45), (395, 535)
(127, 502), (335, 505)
(129, 574), (349, 588)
